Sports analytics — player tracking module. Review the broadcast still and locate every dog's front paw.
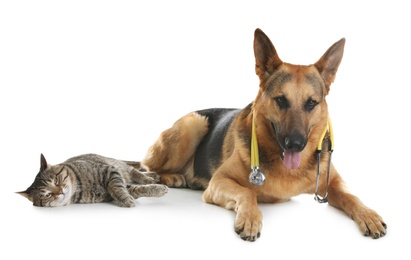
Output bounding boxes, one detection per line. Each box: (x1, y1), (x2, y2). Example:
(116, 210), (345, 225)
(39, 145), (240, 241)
(352, 207), (387, 239)
(234, 207), (263, 242)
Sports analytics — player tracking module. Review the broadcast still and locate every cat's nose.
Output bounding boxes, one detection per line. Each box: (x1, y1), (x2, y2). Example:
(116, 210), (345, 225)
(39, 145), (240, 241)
(54, 186), (64, 195)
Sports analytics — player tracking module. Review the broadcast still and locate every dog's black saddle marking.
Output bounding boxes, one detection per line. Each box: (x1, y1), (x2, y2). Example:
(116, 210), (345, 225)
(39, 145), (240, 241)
(194, 108), (240, 179)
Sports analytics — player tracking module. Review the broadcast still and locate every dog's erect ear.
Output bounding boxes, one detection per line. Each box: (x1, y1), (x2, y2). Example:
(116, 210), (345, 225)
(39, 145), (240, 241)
(254, 28), (283, 81)
(315, 38), (345, 93)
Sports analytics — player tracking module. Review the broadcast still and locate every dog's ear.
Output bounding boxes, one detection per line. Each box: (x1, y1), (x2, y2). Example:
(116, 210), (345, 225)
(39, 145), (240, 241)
(254, 28), (283, 81)
(315, 38), (345, 93)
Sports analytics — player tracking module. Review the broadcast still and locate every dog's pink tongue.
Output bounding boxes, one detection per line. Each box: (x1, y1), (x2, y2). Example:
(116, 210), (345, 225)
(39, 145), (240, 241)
(283, 151), (302, 169)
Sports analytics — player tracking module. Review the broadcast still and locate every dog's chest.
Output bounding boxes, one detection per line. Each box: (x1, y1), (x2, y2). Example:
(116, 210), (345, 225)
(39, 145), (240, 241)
(256, 170), (314, 202)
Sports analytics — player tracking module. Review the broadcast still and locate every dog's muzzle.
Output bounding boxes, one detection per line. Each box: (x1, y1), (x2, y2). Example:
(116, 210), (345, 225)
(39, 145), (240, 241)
(272, 123), (307, 170)
(284, 134), (306, 152)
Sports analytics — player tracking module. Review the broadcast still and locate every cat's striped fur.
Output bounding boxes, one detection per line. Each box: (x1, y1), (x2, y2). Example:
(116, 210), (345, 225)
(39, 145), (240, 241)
(17, 153), (168, 207)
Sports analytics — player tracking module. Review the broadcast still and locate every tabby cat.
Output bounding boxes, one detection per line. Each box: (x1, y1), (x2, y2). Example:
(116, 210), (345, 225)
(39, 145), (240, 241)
(17, 153), (168, 207)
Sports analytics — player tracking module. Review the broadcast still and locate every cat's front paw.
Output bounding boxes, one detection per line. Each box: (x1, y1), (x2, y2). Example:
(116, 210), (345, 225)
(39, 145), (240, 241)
(117, 195), (136, 208)
(127, 184), (168, 198)
(152, 184), (168, 197)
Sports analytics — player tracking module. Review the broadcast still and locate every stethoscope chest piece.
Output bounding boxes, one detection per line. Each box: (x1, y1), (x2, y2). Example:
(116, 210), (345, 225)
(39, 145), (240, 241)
(249, 114), (266, 187)
(249, 166), (265, 187)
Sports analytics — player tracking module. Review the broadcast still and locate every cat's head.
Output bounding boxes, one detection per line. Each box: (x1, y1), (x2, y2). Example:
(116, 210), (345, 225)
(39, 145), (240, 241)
(17, 154), (73, 207)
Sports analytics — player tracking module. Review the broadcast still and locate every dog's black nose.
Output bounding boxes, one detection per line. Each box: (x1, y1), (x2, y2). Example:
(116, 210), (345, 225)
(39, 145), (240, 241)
(284, 135), (306, 152)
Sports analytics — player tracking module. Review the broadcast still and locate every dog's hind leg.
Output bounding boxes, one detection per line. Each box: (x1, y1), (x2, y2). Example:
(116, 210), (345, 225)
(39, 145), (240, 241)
(142, 112), (209, 188)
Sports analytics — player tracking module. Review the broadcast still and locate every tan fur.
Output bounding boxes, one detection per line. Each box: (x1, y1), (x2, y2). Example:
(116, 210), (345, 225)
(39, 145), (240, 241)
(143, 112), (209, 189)
(142, 29), (386, 241)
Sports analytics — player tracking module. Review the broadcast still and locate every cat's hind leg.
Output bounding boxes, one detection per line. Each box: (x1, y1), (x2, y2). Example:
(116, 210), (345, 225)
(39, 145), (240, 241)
(107, 168), (136, 207)
(128, 168), (161, 184)
(127, 184), (168, 199)
(125, 161), (161, 183)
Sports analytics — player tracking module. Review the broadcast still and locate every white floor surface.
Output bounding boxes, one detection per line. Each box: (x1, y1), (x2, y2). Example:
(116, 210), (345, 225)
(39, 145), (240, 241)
(1, 1), (409, 259)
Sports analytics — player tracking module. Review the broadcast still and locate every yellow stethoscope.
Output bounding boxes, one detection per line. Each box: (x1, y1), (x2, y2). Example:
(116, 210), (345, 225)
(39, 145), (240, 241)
(248, 114), (334, 203)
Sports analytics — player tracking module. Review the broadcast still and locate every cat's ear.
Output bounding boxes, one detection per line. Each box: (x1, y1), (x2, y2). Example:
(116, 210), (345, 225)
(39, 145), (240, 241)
(16, 190), (33, 202)
(40, 153), (48, 171)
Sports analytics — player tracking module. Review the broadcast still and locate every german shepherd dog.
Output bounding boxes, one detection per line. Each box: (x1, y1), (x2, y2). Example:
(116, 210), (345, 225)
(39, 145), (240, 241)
(142, 28), (387, 241)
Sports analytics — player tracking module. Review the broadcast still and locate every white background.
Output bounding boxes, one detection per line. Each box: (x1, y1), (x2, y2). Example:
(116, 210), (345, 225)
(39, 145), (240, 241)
(1, 1), (409, 259)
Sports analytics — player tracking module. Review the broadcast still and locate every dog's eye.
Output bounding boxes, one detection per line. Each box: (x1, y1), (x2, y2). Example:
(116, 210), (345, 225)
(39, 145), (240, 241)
(274, 96), (288, 110)
(305, 99), (318, 111)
